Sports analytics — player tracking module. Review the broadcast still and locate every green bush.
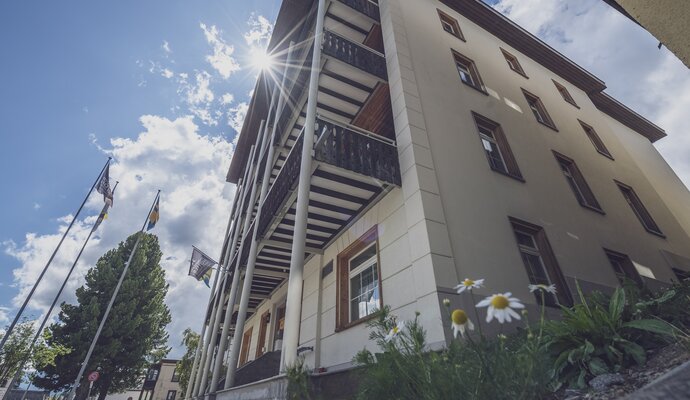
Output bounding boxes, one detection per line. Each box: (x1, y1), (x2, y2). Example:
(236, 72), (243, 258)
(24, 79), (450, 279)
(543, 284), (675, 389)
(354, 307), (552, 400)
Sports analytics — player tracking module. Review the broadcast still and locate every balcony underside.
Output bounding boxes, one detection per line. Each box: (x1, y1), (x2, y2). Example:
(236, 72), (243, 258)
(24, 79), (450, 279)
(213, 0), (392, 333)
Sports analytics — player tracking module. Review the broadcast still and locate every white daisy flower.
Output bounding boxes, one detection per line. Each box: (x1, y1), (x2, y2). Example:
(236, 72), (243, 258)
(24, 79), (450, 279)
(384, 320), (406, 342)
(528, 283), (557, 294)
(451, 309), (474, 338)
(476, 292), (525, 323)
(443, 298), (451, 307)
(454, 278), (485, 293)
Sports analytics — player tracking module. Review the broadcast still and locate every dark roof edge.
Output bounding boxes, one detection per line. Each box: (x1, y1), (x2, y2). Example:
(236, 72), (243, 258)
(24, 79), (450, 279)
(589, 92), (666, 142)
(226, 0), (314, 184)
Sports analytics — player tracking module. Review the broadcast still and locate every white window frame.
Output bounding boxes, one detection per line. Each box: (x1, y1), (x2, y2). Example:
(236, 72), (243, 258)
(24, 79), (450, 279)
(348, 243), (379, 323)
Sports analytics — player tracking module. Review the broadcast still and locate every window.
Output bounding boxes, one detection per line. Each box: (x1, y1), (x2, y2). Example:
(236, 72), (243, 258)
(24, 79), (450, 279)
(553, 80), (578, 108)
(171, 367), (180, 382)
(673, 268), (690, 282)
(510, 218), (572, 307)
(437, 9), (465, 40)
(166, 391), (177, 400)
(336, 226), (381, 331)
(239, 327), (253, 366)
(615, 181), (664, 236)
(472, 112), (523, 180)
(605, 249), (643, 286)
(501, 48), (527, 78)
(522, 89), (557, 130)
(553, 152), (603, 212)
(146, 369), (158, 381)
(452, 51), (485, 93)
(579, 120), (613, 159)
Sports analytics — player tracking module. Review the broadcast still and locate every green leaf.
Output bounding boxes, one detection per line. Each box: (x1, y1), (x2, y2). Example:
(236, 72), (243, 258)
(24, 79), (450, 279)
(619, 340), (646, 365)
(583, 340), (595, 356)
(609, 288), (625, 322)
(622, 319), (675, 336)
(588, 357), (609, 376)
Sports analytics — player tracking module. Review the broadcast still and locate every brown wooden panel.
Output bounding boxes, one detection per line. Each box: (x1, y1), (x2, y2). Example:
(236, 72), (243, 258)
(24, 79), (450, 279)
(255, 311), (270, 358)
(363, 24), (384, 54)
(239, 327), (253, 366)
(351, 83), (394, 140)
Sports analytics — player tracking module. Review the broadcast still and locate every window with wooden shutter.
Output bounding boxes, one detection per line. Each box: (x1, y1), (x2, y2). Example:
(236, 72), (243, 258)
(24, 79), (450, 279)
(336, 226), (381, 332)
(472, 112), (523, 181)
(509, 217), (573, 307)
(501, 48), (528, 78)
(522, 89), (557, 130)
(615, 181), (664, 237)
(579, 120), (613, 159)
(437, 9), (465, 41)
(553, 151), (603, 213)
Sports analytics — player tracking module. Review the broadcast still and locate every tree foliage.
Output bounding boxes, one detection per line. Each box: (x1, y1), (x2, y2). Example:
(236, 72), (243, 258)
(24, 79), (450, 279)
(0, 321), (68, 388)
(33, 233), (171, 400)
(176, 328), (200, 396)
(0, 320), (34, 387)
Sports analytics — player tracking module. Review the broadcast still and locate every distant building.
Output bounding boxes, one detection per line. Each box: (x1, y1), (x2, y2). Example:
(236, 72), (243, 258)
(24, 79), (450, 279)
(602, 0), (690, 67)
(138, 360), (180, 400)
(3, 389), (49, 400)
(188, 0), (690, 398)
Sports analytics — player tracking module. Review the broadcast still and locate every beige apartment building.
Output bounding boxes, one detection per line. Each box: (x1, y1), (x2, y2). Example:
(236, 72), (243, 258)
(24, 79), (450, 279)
(139, 360), (181, 400)
(187, 0), (690, 398)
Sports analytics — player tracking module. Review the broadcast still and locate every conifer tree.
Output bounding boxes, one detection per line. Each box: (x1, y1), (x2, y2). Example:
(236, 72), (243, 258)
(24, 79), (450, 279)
(33, 233), (171, 400)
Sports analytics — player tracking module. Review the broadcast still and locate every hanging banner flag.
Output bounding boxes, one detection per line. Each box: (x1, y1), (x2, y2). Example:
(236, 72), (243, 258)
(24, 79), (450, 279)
(189, 246), (217, 281)
(202, 269), (212, 288)
(146, 197), (160, 231)
(92, 182), (118, 233)
(96, 164), (114, 206)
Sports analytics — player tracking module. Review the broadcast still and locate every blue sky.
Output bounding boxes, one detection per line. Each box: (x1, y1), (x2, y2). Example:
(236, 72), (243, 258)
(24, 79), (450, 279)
(1, 0), (689, 359)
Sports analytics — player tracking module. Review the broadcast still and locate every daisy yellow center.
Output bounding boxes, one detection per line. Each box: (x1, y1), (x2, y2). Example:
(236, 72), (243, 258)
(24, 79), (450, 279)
(392, 326), (399, 334)
(490, 295), (510, 309)
(451, 309), (468, 325)
(463, 279), (475, 287)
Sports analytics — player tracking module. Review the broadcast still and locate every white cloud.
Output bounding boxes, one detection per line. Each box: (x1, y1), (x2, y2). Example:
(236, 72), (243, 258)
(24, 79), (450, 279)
(162, 40), (172, 54)
(492, 0), (690, 188)
(33, 203), (41, 210)
(185, 71), (214, 105)
(162, 68), (174, 79)
(220, 93), (234, 105)
(227, 101), (248, 134)
(244, 14), (273, 48)
(3, 115), (235, 357)
(200, 23), (240, 79)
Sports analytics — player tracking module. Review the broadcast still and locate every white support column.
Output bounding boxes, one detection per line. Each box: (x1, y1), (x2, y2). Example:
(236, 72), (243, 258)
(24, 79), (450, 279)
(224, 41), (298, 384)
(184, 250), (221, 400)
(210, 87), (281, 392)
(185, 177), (243, 400)
(191, 270), (226, 397)
(281, 0), (326, 370)
(194, 140), (257, 397)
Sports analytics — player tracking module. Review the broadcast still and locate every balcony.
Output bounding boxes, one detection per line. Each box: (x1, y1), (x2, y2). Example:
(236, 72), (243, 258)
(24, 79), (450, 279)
(314, 118), (401, 186)
(338, 0), (380, 21)
(322, 30), (387, 81)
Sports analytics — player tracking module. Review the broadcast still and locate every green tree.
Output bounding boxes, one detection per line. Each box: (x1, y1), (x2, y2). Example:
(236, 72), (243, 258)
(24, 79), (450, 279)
(0, 319), (34, 387)
(33, 233), (171, 400)
(176, 328), (200, 396)
(0, 322), (68, 389)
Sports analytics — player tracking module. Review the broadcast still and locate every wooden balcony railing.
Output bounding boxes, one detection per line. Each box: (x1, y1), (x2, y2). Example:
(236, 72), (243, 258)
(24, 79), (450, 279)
(338, 0), (380, 21)
(257, 132), (304, 237)
(314, 118), (401, 186)
(322, 30), (388, 81)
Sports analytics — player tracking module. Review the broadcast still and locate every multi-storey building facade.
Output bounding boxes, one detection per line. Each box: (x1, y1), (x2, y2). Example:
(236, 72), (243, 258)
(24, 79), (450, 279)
(139, 360), (181, 400)
(187, 0), (690, 398)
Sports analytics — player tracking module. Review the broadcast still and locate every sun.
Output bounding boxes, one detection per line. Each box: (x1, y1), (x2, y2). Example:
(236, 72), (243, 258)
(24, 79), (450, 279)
(249, 47), (275, 71)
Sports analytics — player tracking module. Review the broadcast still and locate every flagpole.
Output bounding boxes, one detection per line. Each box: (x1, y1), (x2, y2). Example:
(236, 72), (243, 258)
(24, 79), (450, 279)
(0, 157), (111, 354)
(3, 183), (120, 400)
(67, 190), (160, 400)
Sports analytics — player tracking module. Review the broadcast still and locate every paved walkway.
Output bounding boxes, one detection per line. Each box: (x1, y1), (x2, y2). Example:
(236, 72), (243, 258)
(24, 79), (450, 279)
(625, 360), (690, 399)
